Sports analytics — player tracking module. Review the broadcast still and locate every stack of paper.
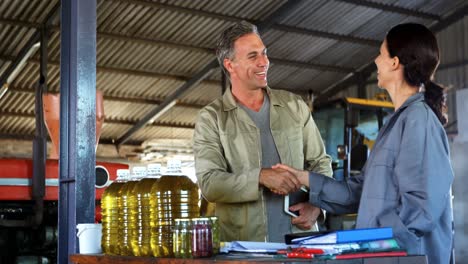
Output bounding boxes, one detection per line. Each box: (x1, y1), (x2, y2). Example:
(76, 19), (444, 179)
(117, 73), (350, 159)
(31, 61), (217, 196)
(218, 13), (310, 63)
(220, 227), (407, 260)
(220, 241), (292, 253)
(292, 227), (393, 245)
(288, 227), (406, 259)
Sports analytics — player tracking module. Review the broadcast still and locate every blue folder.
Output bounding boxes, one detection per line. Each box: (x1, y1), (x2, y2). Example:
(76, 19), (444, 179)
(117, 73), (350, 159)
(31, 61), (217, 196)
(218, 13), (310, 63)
(291, 227), (393, 245)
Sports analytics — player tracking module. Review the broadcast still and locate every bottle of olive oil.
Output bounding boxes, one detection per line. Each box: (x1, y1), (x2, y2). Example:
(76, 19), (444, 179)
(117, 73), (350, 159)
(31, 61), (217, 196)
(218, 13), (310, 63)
(118, 166), (144, 255)
(150, 160), (200, 257)
(130, 164), (161, 256)
(101, 169), (129, 255)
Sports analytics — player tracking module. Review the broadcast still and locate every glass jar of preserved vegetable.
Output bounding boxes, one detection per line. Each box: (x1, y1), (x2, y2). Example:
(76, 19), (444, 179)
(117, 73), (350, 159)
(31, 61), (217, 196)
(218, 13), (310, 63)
(173, 218), (192, 258)
(191, 218), (212, 258)
(209, 216), (220, 255)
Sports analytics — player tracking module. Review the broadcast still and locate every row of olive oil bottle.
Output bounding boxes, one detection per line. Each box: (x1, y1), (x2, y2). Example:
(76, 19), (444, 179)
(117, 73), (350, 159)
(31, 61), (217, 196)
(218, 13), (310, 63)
(100, 164), (200, 257)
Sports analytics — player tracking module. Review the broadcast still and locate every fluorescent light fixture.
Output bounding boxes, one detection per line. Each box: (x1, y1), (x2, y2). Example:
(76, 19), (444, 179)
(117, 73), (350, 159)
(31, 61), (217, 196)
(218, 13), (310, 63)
(8, 42), (40, 84)
(150, 100), (177, 123)
(0, 83), (8, 99)
(0, 42), (40, 100)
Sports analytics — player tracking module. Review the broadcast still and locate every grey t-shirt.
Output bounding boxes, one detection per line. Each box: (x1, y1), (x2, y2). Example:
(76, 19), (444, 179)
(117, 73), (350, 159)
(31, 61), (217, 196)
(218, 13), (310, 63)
(239, 93), (291, 242)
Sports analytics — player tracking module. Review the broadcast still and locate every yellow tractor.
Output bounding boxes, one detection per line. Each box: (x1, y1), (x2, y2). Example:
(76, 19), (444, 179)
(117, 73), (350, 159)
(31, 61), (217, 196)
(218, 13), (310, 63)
(313, 97), (394, 230)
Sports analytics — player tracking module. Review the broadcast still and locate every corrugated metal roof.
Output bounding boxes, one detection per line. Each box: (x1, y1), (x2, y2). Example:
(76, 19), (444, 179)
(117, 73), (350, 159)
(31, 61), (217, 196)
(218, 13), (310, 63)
(0, 0), (466, 160)
(286, 0), (380, 35)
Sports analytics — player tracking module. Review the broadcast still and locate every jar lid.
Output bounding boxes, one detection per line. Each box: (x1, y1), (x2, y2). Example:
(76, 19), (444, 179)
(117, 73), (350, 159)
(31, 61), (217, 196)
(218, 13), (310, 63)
(192, 217), (210, 221)
(174, 218), (191, 222)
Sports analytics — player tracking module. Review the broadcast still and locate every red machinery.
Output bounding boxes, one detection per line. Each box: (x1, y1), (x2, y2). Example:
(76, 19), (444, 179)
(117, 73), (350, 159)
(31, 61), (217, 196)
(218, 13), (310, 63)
(0, 93), (129, 262)
(0, 158), (127, 201)
(0, 159), (128, 263)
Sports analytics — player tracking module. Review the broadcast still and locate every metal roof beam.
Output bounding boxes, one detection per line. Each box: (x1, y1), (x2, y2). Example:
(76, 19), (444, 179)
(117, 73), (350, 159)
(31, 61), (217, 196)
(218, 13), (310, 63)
(110, 0), (240, 22)
(99, 31), (212, 53)
(0, 54), (219, 84)
(439, 59), (468, 71)
(273, 24), (380, 46)
(335, 0), (440, 20)
(8, 86), (206, 109)
(0, 18), (42, 28)
(115, 0), (309, 145)
(0, 110), (195, 129)
(0, 133), (143, 146)
(317, 63), (376, 103)
(103, 95), (206, 109)
(114, 60), (218, 145)
(430, 4), (468, 32)
(107, 119), (195, 129)
(271, 57), (353, 73)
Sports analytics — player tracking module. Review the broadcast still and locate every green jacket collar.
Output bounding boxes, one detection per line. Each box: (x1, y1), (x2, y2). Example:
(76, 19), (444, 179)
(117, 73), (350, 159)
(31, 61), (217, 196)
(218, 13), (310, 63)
(222, 86), (285, 111)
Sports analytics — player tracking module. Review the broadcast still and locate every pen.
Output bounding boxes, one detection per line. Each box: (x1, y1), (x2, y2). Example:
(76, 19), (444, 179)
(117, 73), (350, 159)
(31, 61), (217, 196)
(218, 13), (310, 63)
(286, 252), (314, 258)
(294, 247), (325, 254)
(277, 247), (324, 255)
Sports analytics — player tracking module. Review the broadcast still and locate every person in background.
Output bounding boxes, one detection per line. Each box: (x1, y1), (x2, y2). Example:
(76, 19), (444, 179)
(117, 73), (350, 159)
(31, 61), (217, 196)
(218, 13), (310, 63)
(193, 21), (332, 242)
(274, 23), (453, 263)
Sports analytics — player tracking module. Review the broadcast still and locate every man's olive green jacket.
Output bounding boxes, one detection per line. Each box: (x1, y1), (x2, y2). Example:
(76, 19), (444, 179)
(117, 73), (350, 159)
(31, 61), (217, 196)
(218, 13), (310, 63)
(193, 87), (332, 242)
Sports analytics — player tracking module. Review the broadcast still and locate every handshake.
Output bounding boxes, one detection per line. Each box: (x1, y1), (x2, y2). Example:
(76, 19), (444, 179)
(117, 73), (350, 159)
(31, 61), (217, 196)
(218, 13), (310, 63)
(262, 164), (320, 230)
(260, 164), (310, 196)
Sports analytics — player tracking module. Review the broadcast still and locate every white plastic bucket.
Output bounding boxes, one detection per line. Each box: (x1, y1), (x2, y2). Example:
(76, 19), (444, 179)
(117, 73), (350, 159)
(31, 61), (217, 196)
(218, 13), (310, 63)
(76, 223), (102, 254)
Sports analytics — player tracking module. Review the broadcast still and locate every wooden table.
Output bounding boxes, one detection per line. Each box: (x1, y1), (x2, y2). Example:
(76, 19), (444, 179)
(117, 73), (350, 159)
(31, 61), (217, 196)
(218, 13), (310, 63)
(70, 254), (428, 264)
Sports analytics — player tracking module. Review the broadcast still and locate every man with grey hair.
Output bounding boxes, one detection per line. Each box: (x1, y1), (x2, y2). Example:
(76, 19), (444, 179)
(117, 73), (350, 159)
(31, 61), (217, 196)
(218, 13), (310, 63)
(193, 21), (332, 242)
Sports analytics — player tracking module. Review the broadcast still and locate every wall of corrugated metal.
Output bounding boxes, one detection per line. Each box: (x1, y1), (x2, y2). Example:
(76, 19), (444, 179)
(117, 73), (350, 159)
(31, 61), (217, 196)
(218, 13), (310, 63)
(437, 15), (468, 263)
(436, 16), (468, 133)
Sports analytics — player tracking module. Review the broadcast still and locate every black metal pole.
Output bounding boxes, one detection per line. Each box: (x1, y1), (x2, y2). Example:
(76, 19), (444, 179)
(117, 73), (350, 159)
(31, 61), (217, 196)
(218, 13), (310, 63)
(31, 26), (49, 228)
(58, 0), (97, 262)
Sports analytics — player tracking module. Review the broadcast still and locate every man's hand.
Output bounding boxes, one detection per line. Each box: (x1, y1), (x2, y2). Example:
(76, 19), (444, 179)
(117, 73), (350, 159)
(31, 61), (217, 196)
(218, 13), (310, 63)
(290, 202), (321, 230)
(259, 168), (301, 195)
(272, 164), (309, 187)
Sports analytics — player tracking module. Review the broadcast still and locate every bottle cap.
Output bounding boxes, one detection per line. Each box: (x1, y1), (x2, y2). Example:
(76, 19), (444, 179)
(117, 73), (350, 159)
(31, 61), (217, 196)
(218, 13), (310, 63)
(147, 163), (162, 178)
(116, 169), (130, 181)
(165, 159), (182, 175)
(131, 166), (147, 179)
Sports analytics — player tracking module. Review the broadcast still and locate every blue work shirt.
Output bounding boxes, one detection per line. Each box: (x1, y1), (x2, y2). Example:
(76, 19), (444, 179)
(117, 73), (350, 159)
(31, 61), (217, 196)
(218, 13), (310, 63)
(309, 92), (454, 264)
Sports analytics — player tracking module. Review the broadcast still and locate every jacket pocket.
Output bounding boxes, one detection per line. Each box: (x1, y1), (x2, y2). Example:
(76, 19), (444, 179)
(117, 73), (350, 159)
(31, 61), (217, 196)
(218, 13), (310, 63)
(276, 127), (303, 166)
(364, 148), (397, 200)
(371, 147), (395, 167)
(220, 131), (259, 169)
(218, 203), (243, 241)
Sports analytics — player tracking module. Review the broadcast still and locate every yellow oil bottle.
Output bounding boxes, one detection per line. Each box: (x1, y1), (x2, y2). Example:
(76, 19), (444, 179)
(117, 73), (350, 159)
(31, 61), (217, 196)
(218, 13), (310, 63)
(150, 160), (200, 257)
(130, 164), (161, 257)
(118, 166), (144, 255)
(101, 169), (129, 255)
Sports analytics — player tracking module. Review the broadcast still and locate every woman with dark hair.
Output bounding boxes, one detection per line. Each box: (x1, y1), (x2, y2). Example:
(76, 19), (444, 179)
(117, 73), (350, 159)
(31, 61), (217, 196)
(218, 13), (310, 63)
(274, 23), (453, 263)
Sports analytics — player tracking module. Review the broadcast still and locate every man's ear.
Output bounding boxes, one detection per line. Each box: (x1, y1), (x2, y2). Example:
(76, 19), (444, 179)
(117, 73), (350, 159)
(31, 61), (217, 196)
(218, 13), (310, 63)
(224, 58), (234, 74)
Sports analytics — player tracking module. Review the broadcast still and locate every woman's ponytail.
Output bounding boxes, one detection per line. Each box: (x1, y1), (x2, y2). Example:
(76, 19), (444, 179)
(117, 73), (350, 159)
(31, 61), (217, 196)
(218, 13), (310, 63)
(424, 80), (447, 125)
